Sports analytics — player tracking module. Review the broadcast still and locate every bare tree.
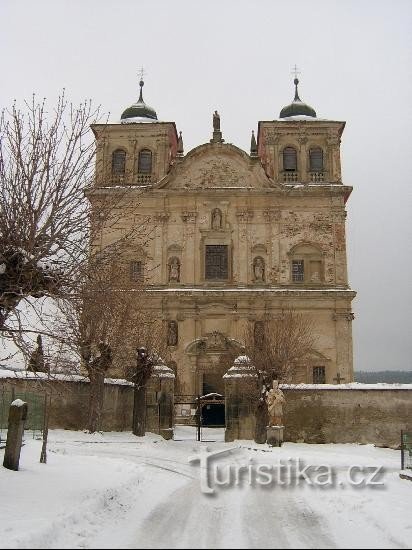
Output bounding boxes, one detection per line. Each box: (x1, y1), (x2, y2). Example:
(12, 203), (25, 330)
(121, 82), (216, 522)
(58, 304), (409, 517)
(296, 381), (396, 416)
(244, 309), (316, 443)
(124, 313), (169, 437)
(0, 93), (102, 330)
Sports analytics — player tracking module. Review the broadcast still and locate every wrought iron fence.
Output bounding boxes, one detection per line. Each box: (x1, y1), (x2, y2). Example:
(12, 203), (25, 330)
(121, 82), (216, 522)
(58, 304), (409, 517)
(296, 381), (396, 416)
(0, 388), (45, 443)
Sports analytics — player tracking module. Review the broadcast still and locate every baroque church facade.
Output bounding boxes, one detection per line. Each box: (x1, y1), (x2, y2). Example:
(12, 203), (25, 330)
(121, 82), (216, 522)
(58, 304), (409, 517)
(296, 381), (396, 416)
(90, 77), (356, 397)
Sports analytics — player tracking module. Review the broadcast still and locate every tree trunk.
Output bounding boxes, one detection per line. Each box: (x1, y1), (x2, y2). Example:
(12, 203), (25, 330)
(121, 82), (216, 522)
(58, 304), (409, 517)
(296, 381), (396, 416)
(254, 399), (268, 444)
(88, 371), (105, 433)
(133, 385), (146, 436)
(40, 394), (51, 464)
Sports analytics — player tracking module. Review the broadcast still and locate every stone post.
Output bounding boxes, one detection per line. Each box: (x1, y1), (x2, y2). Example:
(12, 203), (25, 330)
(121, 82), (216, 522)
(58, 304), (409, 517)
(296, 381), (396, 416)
(223, 356), (258, 442)
(146, 361), (175, 440)
(3, 399), (28, 471)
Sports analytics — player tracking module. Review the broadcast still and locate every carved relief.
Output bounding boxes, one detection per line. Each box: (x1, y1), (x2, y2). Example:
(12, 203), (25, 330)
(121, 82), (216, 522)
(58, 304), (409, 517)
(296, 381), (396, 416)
(263, 209), (281, 222)
(236, 209), (254, 222)
(154, 211), (170, 223)
(181, 211), (198, 223)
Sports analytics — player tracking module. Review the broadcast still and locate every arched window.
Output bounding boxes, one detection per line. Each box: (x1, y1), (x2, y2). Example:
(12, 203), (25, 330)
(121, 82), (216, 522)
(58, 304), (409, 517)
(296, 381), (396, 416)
(283, 147), (297, 171)
(138, 149), (152, 174)
(309, 148), (324, 172)
(112, 149), (126, 175)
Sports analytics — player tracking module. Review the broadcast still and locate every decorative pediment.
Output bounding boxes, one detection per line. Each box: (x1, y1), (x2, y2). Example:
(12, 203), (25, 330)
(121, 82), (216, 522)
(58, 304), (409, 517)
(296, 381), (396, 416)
(158, 143), (272, 190)
(185, 332), (244, 355)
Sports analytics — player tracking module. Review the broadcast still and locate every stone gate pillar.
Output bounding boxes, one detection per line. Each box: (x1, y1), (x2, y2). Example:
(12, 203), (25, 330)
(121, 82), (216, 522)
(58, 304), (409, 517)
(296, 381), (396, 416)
(223, 356), (258, 442)
(146, 360), (175, 440)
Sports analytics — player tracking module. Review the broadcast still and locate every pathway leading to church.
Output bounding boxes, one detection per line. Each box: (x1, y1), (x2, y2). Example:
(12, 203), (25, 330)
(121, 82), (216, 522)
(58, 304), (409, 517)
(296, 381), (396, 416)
(1, 428), (411, 549)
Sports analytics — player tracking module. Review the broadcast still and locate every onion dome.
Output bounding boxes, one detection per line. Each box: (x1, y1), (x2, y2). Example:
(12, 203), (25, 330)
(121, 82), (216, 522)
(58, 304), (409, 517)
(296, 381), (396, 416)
(121, 79), (158, 122)
(279, 78), (316, 118)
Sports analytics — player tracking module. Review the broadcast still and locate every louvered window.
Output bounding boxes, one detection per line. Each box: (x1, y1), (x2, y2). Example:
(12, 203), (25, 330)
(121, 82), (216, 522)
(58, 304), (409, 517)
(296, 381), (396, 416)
(138, 149), (152, 174)
(283, 147), (297, 171)
(310, 148), (324, 172)
(112, 149), (126, 175)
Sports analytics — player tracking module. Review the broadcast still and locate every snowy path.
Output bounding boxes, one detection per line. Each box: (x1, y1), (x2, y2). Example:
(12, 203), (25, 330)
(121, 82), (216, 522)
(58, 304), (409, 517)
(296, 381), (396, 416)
(1, 428), (412, 549)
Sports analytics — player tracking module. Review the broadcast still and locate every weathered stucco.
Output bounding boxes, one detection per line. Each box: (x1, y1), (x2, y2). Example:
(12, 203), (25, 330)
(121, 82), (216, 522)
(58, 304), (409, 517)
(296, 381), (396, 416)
(87, 114), (356, 395)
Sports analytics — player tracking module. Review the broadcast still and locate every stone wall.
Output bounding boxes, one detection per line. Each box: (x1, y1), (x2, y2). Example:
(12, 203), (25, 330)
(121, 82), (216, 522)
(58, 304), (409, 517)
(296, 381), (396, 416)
(0, 376), (134, 432)
(282, 387), (412, 448)
(2, 375), (411, 448)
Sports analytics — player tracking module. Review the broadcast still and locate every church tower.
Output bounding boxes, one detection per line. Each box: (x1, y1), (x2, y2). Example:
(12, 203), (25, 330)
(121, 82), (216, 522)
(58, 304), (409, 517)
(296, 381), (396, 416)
(88, 75), (356, 404)
(91, 78), (178, 187)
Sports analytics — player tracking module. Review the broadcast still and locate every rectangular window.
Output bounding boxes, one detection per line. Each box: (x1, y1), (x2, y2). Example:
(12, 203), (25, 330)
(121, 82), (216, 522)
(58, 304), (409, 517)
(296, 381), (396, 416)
(313, 366), (326, 384)
(130, 260), (143, 283)
(292, 260), (304, 282)
(205, 245), (229, 280)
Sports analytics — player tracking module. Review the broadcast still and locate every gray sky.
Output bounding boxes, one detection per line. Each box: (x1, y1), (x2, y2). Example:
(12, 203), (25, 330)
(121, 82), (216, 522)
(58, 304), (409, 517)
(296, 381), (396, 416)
(1, 0), (411, 371)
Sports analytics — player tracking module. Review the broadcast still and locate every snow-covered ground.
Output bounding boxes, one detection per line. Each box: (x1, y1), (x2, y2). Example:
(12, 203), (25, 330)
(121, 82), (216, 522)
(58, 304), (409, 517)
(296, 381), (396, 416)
(1, 427), (411, 549)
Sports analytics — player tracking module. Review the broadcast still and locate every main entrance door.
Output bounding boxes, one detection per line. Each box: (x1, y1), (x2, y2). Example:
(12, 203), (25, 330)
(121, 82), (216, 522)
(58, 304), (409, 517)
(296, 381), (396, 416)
(173, 393), (225, 441)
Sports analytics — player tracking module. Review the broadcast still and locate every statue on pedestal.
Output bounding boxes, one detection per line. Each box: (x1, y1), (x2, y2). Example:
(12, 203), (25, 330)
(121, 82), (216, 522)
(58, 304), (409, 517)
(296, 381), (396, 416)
(266, 380), (285, 426)
(213, 110), (220, 131)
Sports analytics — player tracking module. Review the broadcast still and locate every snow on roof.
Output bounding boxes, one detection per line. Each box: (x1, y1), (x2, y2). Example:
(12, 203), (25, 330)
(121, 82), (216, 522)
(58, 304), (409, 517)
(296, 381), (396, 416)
(151, 364), (175, 379)
(0, 368), (133, 387)
(11, 398), (26, 407)
(120, 117), (162, 124)
(281, 383), (412, 390)
(234, 355), (251, 364)
(275, 115), (331, 122)
(147, 288), (353, 294)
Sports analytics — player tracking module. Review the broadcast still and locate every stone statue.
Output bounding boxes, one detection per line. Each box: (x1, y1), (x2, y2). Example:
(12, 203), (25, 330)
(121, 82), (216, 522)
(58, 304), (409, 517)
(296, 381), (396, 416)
(169, 257), (180, 282)
(167, 321), (178, 346)
(253, 257), (265, 282)
(213, 110), (220, 131)
(211, 209), (222, 230)
(266, 380), (285, 426)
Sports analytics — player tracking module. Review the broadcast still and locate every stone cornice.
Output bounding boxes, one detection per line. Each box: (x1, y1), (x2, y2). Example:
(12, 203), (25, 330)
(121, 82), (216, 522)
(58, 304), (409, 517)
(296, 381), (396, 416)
(86, 184), (353, 199)
(139, 288), (357, 300)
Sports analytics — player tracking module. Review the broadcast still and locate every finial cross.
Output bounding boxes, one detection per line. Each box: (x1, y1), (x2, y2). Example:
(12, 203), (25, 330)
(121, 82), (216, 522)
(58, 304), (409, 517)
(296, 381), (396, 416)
(138, 67), (145, 81)
(291, 64), (301, 79)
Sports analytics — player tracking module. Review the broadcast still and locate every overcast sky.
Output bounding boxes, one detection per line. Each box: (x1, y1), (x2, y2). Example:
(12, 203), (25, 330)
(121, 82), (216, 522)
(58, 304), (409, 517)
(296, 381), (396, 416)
(1, 0), (411, 371)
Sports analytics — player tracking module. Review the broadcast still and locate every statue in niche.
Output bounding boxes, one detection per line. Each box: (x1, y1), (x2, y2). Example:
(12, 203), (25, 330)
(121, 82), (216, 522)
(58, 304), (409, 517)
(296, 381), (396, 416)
(168, 257), (180, 283)
(253, 257), (265, 282)
(211, 208), (222, 230)
(167, 321), (178, 346)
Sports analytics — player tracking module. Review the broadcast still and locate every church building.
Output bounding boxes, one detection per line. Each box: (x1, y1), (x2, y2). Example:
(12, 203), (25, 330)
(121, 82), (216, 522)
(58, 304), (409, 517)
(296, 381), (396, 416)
(90, 76), (356, 397)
